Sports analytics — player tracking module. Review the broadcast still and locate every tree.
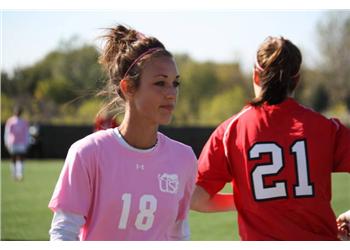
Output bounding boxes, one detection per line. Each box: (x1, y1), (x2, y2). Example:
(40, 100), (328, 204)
(3, 42), (250, 126)
(198, 85), (247, 126)
(1, 94), (14, 122)
(2, 38), (104, 124)
(174, 59), (220, 125)
(310, 84), (329, 112)
(317, 11), (350, 107)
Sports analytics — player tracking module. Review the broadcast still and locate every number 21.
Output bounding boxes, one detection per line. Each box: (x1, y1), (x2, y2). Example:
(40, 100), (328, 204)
(249, 139), (314, 201)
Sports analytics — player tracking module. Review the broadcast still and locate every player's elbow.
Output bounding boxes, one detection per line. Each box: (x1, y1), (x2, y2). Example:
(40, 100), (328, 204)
(190, 185), (211, 212)
(190, 197), (202, 211)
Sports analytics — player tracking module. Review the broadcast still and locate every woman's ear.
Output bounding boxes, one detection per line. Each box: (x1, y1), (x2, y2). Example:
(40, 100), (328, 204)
(120, 79), (128, 95)
(252, 69), (263, 98)
(253, 68), (261, 86)
(120, 79), (135, 98)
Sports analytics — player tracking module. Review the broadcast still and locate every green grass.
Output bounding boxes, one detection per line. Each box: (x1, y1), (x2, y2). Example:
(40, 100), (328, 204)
(189, 183), (238, 240)
(1, 160), (62, 240)
(1, 160), (349, 240)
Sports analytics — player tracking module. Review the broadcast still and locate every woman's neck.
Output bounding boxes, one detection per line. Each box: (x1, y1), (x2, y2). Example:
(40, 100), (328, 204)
(253, 82), (262, 98)
(118, 113), (158, 150)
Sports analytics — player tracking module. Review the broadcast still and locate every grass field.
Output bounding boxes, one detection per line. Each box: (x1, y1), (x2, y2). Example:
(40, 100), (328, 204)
(1, 160), (349, 240)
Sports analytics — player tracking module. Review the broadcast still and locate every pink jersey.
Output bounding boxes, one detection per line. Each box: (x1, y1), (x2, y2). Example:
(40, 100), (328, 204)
(4, 116), (29, 146)
(49, 128), (197, 240)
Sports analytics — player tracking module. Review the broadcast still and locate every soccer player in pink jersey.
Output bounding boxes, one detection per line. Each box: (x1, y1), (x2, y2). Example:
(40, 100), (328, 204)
(48, 25), (197, 240)
(190, 36), (350, 240)
(4, 105), (30, 181)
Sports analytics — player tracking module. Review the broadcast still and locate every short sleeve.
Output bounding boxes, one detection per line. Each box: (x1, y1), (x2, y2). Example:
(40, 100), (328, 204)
(332, 118), (350, 173)
(48, 144), (93, 216)
(196, 123), (232, 196)
(176, 151), (197, 221)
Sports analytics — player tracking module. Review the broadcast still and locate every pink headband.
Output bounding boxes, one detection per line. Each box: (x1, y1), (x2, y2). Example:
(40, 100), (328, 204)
(123, 47), (163, 79)
(255, 57), (265, 72)
(255, 56), (300, 78)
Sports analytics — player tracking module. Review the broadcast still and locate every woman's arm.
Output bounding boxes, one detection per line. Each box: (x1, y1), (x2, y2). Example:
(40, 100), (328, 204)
(190, 185), (235, 213)
(49, 209), (85, 241)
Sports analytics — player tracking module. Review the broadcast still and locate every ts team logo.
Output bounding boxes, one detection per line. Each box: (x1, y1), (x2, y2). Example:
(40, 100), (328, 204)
(158, 173), (179, 194)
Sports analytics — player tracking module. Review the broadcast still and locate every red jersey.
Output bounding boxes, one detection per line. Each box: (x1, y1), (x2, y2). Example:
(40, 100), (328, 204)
(197, 98), (350, 240)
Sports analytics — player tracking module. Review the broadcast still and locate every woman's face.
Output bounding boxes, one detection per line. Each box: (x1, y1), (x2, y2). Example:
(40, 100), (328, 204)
(129, 55), (180, 126)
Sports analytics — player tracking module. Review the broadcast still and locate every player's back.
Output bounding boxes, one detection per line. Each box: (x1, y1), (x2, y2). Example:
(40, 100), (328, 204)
(226, 98), (344, 240)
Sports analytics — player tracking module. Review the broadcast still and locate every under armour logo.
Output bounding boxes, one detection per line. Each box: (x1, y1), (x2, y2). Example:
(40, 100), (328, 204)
(136, 164), (144, 170)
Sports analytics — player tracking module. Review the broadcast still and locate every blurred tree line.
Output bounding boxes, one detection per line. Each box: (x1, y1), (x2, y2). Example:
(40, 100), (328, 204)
(1, 12), (349, 126)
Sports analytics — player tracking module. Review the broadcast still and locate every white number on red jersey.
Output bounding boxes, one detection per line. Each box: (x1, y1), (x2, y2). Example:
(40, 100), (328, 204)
(249, 139), (314, 201)
(250, 143), (287, 200)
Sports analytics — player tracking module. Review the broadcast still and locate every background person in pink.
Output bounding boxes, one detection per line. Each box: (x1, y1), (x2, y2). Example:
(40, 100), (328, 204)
(48, 24), (197, 240)
(4, 105), (30, 181)
(190, 37), (350, 240)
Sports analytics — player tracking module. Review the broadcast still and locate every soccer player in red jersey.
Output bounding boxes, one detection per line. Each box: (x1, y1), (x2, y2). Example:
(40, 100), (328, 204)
(190, 36), (350, 240)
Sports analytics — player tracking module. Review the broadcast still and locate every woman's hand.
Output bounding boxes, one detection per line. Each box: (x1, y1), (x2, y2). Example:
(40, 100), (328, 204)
(337, 210), (350, 240)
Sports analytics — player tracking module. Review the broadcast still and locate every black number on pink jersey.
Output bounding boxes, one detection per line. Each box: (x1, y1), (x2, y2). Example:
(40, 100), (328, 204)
(249, 139), (314, 201)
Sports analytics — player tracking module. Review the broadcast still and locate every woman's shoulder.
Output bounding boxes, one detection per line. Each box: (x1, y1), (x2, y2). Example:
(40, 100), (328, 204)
(157, 132), (197, 176)
(294, 101), (344, 127)
(158, 132), (196, 159)
(5, 116), (16, 124)
(70, 129), (114, 155)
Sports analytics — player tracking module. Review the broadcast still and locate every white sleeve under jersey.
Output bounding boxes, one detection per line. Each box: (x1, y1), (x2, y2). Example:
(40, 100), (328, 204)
(49, 210), (85, 241)
(169, 218), (191, 240)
